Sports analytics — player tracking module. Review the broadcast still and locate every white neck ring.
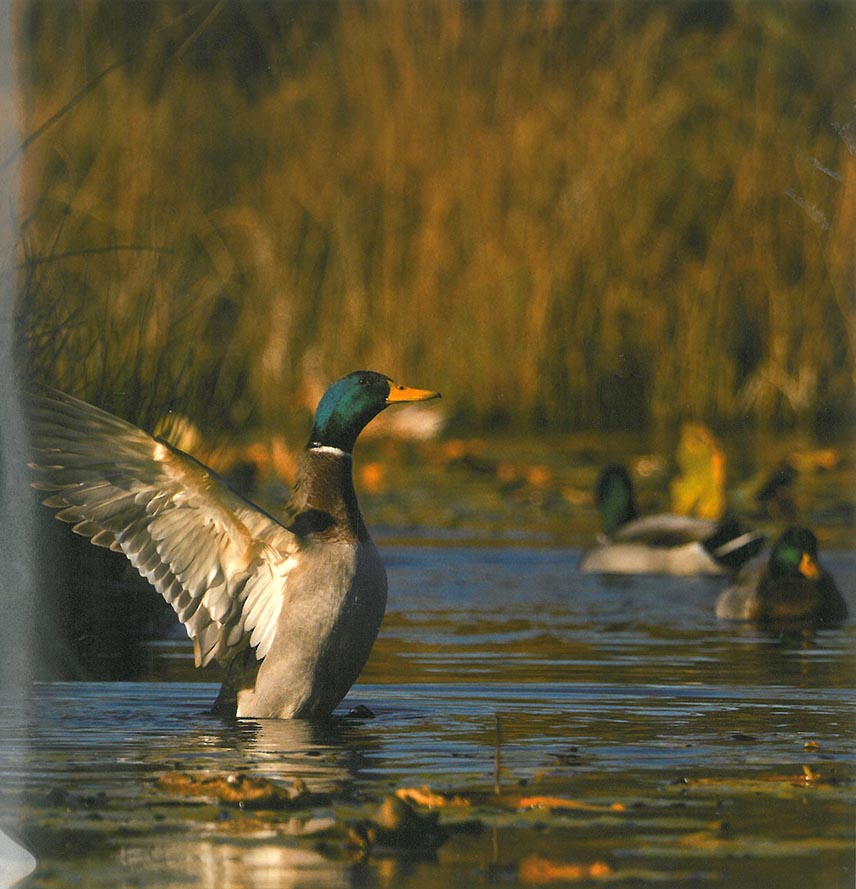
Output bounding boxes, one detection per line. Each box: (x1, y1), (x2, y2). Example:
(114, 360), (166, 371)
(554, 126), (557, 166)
(308, 444), (352, 459)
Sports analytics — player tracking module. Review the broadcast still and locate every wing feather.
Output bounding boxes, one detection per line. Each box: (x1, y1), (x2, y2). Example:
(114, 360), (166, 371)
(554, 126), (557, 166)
(27, 387), (297, 667)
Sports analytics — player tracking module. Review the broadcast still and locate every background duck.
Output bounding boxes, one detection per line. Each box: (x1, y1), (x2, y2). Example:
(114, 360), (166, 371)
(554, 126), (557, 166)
(580, 464), (764, 575)
(715, 526), (848, 626)
(28, 371), (440, 719)
(731, 461), (799, 524)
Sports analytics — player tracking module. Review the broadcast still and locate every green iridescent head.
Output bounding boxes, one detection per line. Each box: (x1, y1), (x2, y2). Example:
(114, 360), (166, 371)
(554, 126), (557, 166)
(594, 464), (639, 537)
(308, 371), (440, 453)
(769, 526), (821, 581)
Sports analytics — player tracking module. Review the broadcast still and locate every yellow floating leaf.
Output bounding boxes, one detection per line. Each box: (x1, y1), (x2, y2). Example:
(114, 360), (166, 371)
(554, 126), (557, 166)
(519, 854), (613, 884)
(395, 785), (470, 808)
(514, 795), (625, 813)
(157, 771), (311, 809)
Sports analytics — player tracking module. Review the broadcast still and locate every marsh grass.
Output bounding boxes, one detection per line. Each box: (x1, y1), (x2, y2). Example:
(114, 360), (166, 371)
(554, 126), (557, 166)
(11, 0), (855, 439)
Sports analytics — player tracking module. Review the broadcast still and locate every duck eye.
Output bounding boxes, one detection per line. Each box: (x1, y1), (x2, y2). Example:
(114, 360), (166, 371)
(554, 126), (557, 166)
(357, 377), (369, 386)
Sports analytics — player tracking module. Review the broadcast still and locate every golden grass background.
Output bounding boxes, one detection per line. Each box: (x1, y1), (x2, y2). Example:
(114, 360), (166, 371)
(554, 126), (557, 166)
(10, 0), (856, 442)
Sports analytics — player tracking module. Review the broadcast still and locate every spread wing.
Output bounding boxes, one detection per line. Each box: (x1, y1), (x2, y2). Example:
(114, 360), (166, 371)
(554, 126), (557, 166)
(27, 387), (297, 667)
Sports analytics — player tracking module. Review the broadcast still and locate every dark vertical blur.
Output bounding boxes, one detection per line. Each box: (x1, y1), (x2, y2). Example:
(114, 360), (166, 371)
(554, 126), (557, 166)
(0, 2), (34, 690)
(0, 0), (37, 875)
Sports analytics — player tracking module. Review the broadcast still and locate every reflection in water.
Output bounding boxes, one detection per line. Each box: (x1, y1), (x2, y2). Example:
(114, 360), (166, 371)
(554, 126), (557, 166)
(119, 841), (350, 889)
(225, 716), (385, 792)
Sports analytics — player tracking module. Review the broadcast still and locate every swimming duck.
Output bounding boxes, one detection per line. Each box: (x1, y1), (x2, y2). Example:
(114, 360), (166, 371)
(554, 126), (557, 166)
(715, 526), (848, 626)
(580, 464), (764, 575)
(27, 371), (440, 718)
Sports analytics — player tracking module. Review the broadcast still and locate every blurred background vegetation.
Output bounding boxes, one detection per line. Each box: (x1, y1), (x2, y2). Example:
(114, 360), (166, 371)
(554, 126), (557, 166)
(9, 0), (856, 444)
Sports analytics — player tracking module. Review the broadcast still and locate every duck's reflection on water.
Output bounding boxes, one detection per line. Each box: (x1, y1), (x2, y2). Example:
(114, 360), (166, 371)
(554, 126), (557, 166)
(119, 839), (351, 889)
(117, 826), (450, 889)
(208, 713), (384, 792)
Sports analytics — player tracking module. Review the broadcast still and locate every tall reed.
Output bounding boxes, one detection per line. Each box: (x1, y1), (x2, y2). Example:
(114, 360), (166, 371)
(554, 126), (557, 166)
(12, 0), (855, 438)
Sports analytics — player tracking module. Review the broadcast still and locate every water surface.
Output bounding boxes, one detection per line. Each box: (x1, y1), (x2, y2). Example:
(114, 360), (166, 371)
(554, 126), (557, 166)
(1, 545), (854, 888)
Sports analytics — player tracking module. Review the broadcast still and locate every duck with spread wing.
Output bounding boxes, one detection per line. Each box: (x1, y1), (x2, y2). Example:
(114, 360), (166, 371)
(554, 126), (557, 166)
(28, 371), (440, 719)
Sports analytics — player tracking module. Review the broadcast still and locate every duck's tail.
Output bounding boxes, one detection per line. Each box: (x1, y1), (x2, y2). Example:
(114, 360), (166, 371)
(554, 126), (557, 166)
(704, 516), (766, 572)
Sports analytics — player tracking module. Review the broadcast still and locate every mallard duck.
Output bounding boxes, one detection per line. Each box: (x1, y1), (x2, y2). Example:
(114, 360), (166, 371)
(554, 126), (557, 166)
(28, 371), (440, 718)
(715, 526), (848, 626)
(732, 461), (799, 523)
(580, 464), (764, 575)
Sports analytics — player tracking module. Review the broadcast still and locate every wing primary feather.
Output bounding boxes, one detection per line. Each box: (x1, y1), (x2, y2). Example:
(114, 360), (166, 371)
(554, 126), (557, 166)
(27, 387), (297, 668)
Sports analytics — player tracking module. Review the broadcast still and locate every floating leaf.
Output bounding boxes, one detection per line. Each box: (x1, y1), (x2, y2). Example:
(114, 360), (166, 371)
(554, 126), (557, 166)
(395, 786), (471, 809)
(156, 772), (323, 810)
(519, 854), (613, 884)
(512, 795), (626, 814)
